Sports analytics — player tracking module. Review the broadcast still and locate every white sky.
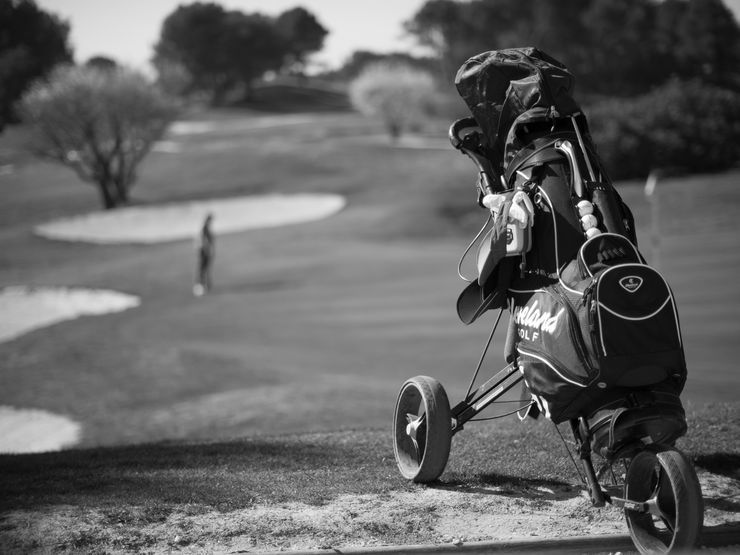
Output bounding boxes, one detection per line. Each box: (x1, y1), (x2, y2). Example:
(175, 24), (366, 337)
(35, 0), (740, 73)
(34, 0), (430, 72)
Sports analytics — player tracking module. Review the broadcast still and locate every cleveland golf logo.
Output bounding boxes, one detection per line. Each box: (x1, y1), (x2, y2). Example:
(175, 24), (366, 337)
(513, 300), (564, 341)
(619, 275), (643, 293)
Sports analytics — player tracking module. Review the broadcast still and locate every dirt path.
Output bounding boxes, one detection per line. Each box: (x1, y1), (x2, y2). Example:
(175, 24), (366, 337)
(2, 467), (736, 553)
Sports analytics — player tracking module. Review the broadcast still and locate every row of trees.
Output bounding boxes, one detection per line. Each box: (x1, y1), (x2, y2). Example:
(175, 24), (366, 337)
(4, 0), (740, 207)
(1, 1), (329, 131)
(2, 1), (330, 209)
(153, 2), (327, 103)
(403, 0), (740, 97)
(348, 0), (740, 177)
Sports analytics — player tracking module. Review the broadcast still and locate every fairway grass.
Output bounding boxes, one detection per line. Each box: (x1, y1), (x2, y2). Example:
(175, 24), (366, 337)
(1, 110), (738, 442)
(1, 110), (739, 550)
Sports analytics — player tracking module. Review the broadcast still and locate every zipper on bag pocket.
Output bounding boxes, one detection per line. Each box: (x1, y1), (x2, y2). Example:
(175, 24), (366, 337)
(548, 286), (596, 375)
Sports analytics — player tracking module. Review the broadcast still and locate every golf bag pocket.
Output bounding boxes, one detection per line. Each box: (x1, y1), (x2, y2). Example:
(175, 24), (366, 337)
(584, 263), (687, 389)
(577, 233), (642, 276)
(512, 288), (595, 422)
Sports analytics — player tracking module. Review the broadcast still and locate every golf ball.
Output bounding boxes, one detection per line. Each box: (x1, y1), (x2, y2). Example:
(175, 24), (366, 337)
(577, 200), (594, 216)
(580, 214), (599, 229)
(585, 227), (602, 238)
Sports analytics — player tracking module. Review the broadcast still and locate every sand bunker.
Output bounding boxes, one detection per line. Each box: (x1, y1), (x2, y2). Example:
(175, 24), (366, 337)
(0, 286), (139, 453)
(0, 286), (140, 343)
(34, 193), (346, 244)
(169, 115), (315, 136)
(0, 406), (81, 454)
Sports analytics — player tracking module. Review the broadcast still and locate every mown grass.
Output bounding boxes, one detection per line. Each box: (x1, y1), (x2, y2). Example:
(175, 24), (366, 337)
(0, 109), (485, 450)
(0, 431), (404, 512)
(1, 108), (739, 447)
(1, 402), (736, 515)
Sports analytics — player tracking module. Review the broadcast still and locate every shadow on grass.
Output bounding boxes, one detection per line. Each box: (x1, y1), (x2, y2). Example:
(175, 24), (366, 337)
(705, 497), (740, 513)
(701, 522), (740, 547)
(436, 473), (576, 501)
(695, 453), (740, 480)
(694, 453), (740, 514)
(0, 431), (405, 512)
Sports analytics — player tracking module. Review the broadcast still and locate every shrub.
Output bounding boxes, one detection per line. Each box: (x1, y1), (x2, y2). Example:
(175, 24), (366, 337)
(587, 80), (740, 180)
(21, 65), (178, 209)
(349, 62), (439, 139)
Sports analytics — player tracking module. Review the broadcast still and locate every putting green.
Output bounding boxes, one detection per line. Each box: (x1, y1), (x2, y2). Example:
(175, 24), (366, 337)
(34, 193), (346, 244)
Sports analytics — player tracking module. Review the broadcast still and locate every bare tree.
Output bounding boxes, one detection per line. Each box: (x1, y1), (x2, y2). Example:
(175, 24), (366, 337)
(349, 62), (438, 140)
(21, 65), (178, 209)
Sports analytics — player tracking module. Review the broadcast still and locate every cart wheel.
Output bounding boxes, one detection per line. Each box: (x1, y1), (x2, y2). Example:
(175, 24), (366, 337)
(393, 375), (452, 483)
(624, 446), (704, 554)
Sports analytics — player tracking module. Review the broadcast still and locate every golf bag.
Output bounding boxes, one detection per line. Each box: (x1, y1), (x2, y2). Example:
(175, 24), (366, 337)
(453, 48), (687, 454)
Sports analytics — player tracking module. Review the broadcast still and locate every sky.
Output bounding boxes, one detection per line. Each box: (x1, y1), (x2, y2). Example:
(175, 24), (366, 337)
(34, 0), (740, 74)
(34, 0), (431, 72)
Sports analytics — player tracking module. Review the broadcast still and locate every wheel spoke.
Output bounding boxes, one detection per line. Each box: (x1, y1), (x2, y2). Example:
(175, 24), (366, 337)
(649, 464), (661, 498)
(639, 467), (676, 532)
(405, 413), (425, 462)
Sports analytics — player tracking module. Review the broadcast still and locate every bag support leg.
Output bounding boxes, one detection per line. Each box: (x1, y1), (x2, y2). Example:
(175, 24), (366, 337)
(570, 417), (608, 507)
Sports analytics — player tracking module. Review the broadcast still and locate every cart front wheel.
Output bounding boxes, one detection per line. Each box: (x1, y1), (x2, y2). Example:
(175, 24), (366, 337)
(393, 375), (451, 483)
(624, 446), (704, 553)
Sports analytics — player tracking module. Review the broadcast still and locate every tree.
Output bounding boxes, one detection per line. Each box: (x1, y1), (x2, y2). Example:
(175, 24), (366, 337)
(405, 0), (740, 98)
(580, 0), (664, 96)
(327, 50), (439, 82)
(222, 11), (286, 100)
(405, 0), (664, 95)
(21, 65), (178, 209)
(153, 2), (237, 103)
(588, 79), (740, 178)
(154, 58), (194, 99)
(275, 6), (328, 74)
(524, 0), (594, 83)
(0, 0), (72, 132)
(153, 2), (289, 103)
(403, 0), (476, 82)
(404, 0), (593, 83)
(673, 0), (740, 89)
(349, 62), (438, 139)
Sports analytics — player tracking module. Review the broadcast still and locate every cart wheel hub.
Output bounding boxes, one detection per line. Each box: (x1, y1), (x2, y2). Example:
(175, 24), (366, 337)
(406, 414), (422, 439)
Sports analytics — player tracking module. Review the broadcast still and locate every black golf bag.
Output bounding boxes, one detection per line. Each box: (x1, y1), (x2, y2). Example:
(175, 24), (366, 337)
(453, 48), (687, 458)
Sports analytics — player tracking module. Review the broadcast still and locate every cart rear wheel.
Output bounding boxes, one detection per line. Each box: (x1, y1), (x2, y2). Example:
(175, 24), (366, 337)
(624, 446), (704, 553)
(393, 375), (451, 483)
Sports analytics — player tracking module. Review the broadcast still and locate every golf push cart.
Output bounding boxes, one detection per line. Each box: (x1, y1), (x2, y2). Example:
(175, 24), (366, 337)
(392, 48), (703, 555)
